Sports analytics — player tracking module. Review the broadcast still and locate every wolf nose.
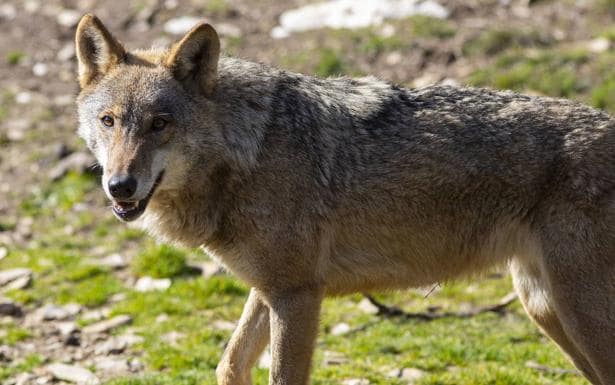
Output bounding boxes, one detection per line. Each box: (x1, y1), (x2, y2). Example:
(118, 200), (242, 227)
(108, 175), (138, 199)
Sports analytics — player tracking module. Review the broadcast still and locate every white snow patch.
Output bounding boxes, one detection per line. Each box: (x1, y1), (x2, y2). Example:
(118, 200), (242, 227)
(271, 0), (449, 39)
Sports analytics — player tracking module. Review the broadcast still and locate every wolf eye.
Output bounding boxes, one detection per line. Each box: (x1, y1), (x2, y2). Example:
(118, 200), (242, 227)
(152, 117), (167, 132)
(101, 115), (114, 127)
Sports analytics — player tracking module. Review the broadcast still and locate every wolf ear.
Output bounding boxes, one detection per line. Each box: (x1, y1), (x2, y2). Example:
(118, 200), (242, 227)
(75, 14), (126, 88)
(165, 22), (220, 96)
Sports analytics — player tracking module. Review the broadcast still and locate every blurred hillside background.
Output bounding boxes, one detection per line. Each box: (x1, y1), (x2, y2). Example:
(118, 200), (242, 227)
(0, 0), (613, 384)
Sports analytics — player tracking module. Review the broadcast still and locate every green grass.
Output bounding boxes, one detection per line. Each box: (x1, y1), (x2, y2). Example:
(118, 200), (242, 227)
(6, 50), (24, 65)
(315, 49), (346, 77)
(132, 244), (188, 278)
(468, 47), (615, 112)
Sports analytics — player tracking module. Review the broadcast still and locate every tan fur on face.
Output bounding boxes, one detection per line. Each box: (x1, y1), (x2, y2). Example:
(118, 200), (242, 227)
(76, 15), (615, 385)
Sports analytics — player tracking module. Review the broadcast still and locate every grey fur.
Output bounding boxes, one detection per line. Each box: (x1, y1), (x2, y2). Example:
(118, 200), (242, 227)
(75, 15), (615, 385)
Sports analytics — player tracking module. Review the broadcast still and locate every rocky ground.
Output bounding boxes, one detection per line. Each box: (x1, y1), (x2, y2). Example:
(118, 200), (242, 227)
(0, 0), (613, 384)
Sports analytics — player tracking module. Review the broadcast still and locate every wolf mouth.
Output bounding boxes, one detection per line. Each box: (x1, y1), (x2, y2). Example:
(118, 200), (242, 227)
(112, 171), (165, 222)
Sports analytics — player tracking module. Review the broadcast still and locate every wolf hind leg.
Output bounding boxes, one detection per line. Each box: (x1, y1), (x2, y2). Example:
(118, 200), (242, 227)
(510, 257), (603, 384)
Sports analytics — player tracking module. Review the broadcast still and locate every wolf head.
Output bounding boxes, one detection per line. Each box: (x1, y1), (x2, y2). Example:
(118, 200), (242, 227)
(75, 14), (222, 222)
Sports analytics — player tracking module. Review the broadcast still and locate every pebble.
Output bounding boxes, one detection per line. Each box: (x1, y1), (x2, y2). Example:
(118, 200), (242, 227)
(3, 275), (31, 291)
(39, 304), (72, 321)
(199, 261), (225, 278)
(0, 268), (32, 287)
(330, 322), (351, 336)
(93, 356), (130, 373)
(57, 44), (75, 62)
(46, 363), (100, 384)
(388, 367), (426, 383)
(55, 321), (78, 336)
(56, 9), (81, 28)
(15, 92), (32, 105)
(588, 37), (610, 53)
(0, 4), (17, 20)
(357, 297), (379, 315)
(323, 350), (349, 365)
(134, 276), (172, 292)
(83, 315), (132, 334)
(163, 16), (201, 35)
(258, 348), (271, 369)
(32, 63), (48, 77)
(0, 297), (23, 317)
(400, 368), (426, 382)
(96, 254), (127, 270)
(0, 247), (6, 260)
(342, 379), (370, 385)
(94, 337), (127, 355)
(161, 330), (184, 345)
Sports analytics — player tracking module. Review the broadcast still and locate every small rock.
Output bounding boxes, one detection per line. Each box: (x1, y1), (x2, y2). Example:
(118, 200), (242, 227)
(342, 379), (370, 385)
(330, 322), (351, 336)
(56, 9), (81, 28)
(0, 247), (7, 260)
(0, 4), (17, 20)
(15, 92), (32, 105)
(588, 37), (610, 53)
(32, 63), (48, 77)
(134, 276), (171, 292)
(0, 268), (32, 287)
(39, 304), (72, 321)
(83, 315), (132, 334)
(378, 23), (395, 38)
(323, 350), (349, 366)
(93, 356), (130, 373)
(200, 261), (225, 278)
(161, 331), (184, 345)
(0, 297), (22, 317)
(96, 254), (127, 270)
(12, 372), (36, 385)
(155, 313), (169, 323)
(109, 292), (127, 303)
(65, 334), (81, 347)
(385, 51), (403, 66)
(55, 321), (78, 336)
(258, 348), (271, 369)
(163, 16), (201, 35)
(81, 309), (109, 322)
(357, 297), (379, 315)
(49, 152), (97, 181)
(400, 368), (426, 382)
(95, 337), (127, 355)
(440, 78), (459, 87)
(46, 363), (100, 384)
(128, 358), (144, 372)
(212, 320), (236, 331)
(3, 275), (31, 291)
(57, 44), (75, 62)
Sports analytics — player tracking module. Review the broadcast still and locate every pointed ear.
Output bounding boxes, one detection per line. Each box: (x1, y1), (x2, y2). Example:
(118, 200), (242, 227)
(75, 14), (126, 88)
(165, 22), (220, 96)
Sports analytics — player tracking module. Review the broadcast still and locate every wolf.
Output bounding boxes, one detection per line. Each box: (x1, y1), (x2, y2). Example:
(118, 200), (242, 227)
(74, 14), (615, 385)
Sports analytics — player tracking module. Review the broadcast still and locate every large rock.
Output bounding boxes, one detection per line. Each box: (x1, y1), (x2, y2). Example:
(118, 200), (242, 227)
(47, 363), (100, 384)
(0, 268), (32, 287)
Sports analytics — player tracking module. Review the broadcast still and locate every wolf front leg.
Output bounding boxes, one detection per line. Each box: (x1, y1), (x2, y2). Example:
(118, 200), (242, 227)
(217, 288), (270, 385)
(268, 288), (323, 385)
